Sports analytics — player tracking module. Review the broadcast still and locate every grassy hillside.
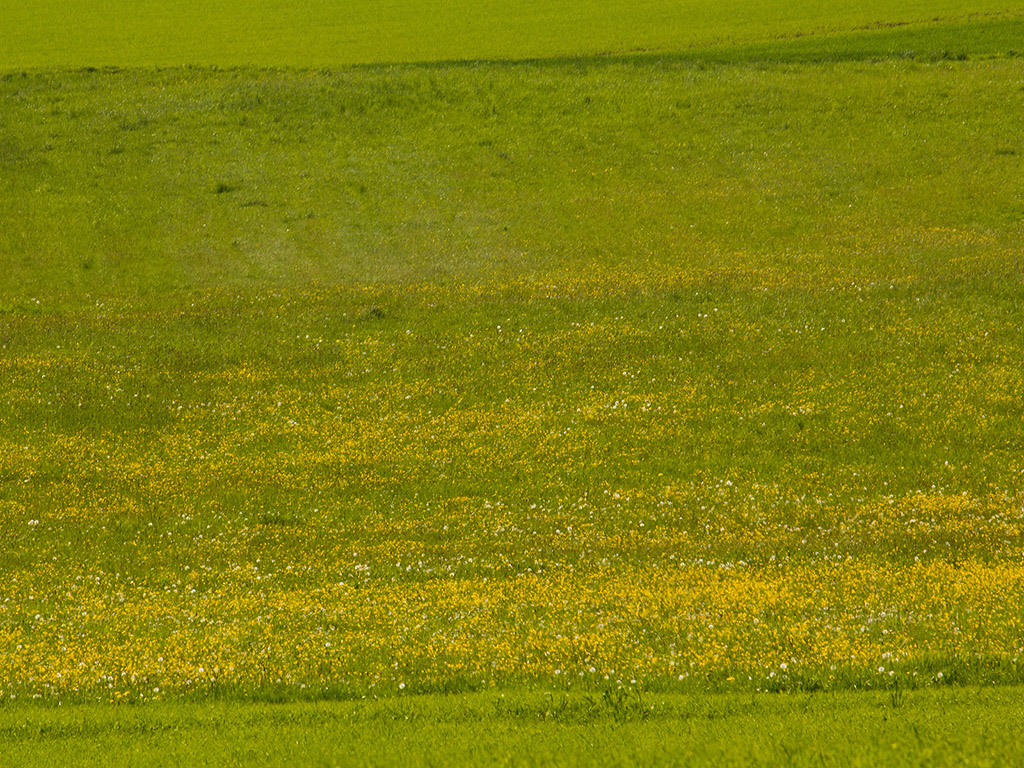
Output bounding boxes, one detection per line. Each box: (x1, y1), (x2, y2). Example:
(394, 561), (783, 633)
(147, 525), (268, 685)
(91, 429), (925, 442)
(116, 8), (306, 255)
(3, 41), (1023, 302)
(1, 16), (1024, 768)
(2, 37), (1024, 702)
(1, 0), (1021, 68)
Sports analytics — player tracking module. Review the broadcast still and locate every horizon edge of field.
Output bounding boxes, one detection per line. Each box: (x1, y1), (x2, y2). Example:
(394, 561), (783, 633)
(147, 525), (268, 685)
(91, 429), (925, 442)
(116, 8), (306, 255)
(2, 12), (1022, 75)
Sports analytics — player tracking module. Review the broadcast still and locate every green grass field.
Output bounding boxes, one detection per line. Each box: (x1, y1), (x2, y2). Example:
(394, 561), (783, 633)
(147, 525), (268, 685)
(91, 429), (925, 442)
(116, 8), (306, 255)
(2, 1), (1024, 764)
(4, 687), (1024, 767)
(3, 1), (1021, 68)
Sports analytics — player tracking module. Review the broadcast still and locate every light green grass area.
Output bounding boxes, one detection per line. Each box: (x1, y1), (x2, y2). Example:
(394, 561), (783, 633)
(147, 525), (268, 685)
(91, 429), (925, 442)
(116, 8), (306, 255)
(1, 0), (1022, 68)
(3, 687), (1024, 766)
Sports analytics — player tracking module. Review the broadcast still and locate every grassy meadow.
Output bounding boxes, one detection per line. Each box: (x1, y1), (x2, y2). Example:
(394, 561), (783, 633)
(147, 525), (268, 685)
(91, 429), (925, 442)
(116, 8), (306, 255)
(2, 2), (1024, 764)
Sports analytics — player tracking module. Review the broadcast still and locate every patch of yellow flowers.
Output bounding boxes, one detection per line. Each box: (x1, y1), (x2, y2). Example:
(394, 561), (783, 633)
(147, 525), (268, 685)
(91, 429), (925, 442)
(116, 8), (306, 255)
(1, 552), (1023, 700)
(1, 268), (1022, 700)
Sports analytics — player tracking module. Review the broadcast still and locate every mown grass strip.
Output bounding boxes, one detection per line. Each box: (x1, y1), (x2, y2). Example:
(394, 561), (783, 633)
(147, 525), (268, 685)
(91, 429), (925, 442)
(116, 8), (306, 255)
(2, 687), (1024, 766)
